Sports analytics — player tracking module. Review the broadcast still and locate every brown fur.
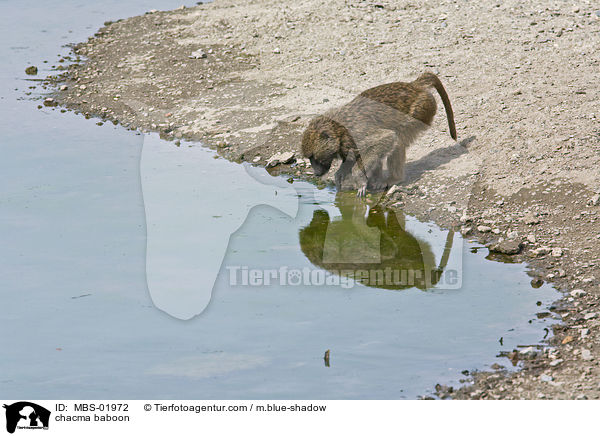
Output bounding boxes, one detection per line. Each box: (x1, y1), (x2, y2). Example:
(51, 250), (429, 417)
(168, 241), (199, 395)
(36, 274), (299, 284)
(301, 72), (457, 196)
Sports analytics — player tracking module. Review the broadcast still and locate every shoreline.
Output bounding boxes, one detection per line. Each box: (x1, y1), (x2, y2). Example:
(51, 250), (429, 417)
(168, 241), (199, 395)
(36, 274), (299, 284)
(40, 0), (600, 399)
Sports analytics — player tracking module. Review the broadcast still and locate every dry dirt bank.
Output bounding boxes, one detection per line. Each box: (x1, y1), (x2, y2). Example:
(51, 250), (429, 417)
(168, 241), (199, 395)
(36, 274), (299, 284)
(41, 0), (600, 399)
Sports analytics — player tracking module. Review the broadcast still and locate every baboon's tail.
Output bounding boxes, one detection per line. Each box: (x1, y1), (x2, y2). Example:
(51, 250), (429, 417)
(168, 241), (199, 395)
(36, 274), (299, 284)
(414, 72), (457, 140)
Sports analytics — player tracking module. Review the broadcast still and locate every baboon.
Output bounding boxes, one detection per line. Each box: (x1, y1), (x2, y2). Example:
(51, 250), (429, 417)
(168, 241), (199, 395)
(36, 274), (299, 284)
(301, 72), (457, 196)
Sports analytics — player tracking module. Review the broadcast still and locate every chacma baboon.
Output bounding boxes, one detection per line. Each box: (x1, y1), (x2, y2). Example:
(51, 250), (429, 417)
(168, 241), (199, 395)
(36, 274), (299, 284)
(301, 72), (457, 196)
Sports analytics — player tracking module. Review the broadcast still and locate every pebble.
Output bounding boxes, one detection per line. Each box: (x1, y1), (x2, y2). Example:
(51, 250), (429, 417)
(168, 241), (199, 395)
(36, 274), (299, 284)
(581, 349), (593, 361)
(477, 225), (492, 233)
(266, 151), (295, 167)
(581, 328), (590, 338)
(530, 247), (549, 256)
(551, 247), (563, 257)
(43, 98), (57, 107)
(523, 213), (540, 225)
(273, 47), (281, 54)
(189, 49), (207, 59)
(386, 185), (400, 197)
(540, 374), (553, 382)
(60, 85), (68, 91)
(549, 359), (563, 367)
(526, 234), (536, 243)
(519, 346), (538, 357)
(252, 156), (261, 163)
(25, 65), (38, 75)
(584, 312), (597, 320)
(589, 194), (600, 206)
(570, 289), (586, 297)
(489, 240), (522, 255)
(507, 231), (518, 239)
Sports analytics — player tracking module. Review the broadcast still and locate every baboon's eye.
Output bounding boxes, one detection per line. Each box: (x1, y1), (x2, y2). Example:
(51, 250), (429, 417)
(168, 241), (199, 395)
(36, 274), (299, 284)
(320, 131), (330, 140)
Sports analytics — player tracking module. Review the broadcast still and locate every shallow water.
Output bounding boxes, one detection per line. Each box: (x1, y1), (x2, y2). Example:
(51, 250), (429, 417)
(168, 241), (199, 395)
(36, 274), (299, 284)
(0, 0), (559, 399)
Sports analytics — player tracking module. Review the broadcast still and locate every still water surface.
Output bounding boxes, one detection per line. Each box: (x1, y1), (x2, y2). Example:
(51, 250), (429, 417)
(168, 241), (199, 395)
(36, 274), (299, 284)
(0, 0), (559, 399)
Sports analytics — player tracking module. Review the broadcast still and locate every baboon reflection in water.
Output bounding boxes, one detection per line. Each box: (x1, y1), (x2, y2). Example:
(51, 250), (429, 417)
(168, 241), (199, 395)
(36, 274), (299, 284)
(299, 193), (454, 290)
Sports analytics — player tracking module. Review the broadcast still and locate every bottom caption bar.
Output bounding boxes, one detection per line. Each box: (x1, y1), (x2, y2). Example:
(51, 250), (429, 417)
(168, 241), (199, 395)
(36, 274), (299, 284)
(0, 400), (597, 435)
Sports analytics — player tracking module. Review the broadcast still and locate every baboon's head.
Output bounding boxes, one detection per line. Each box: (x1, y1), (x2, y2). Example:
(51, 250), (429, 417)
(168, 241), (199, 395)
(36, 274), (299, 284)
(301, 116), (347, 176)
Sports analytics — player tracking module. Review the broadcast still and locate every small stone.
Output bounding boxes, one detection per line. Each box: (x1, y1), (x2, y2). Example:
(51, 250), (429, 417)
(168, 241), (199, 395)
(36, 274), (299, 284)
(189, 49), (207, 59)
(540, 374), (553, 382)
(492, 228), (500, 234)
(59, 85), (68, 91)
(252, 156), (261, 163)
(460, 226), (471, 236)
(561, 335), (574, 344)
(530, 277), (544, 288)
(581, 328), (590, 338)
(527, 234), (536, 243)
(43, 98), (57, 107)
(278, 151), (295, 164)
(25, 65), (38, 75)
(387, 185), (400, 197)
(507, 231), (518, 239)
(273, 47), (281, 54)
(551, 247), (563, 257)
(584, 312), (598, 320)
(519, 346), (538, 357)
(266, 151), (295, 167)
(523, 213), (540, 225)
(589, 194), (600, 206)
(595, 10), (600, 19)
(477, 225), (492, 233)
(447, 206), (457, 213)
(532, 246), (551, 256)
(489, 240), (522, 255)
(549, 359), (563, 367)
(581, 349), (593, 361)
(570, 289), (586, 297)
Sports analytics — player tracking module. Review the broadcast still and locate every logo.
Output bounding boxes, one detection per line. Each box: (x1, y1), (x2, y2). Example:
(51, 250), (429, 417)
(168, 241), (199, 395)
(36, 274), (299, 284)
(3, 402), (50, 434)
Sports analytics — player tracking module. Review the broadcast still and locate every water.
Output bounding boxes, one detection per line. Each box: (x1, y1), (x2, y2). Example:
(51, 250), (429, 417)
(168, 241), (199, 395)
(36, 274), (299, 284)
(0, 0), (560, 399)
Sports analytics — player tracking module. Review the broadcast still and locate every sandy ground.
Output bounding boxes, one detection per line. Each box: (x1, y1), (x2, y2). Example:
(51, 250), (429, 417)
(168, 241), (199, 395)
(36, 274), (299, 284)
(41, 0), (600, 399)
